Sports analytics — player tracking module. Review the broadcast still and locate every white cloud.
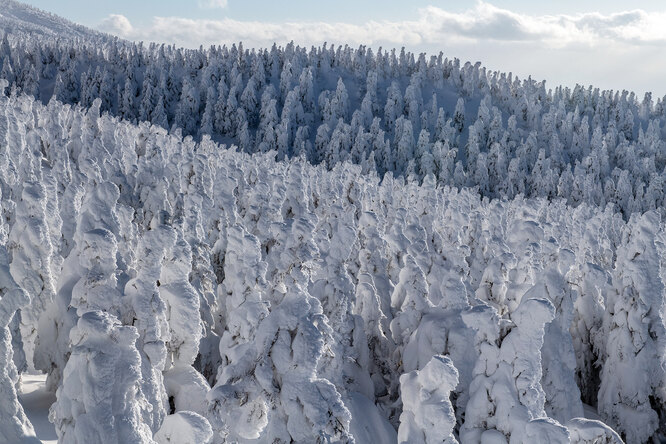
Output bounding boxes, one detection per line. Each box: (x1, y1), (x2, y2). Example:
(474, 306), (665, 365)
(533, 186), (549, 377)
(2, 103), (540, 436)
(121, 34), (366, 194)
(97, 3), (666, 50)
(98, 14), (133, 37)
(198, 0), (228, 9)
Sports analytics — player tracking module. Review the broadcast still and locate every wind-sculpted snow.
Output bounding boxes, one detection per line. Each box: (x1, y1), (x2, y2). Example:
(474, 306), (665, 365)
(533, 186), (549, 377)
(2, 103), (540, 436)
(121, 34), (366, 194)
(398, 355), (459, 444)
(50, 311), (155, 443)
(0, 84), (664, 443)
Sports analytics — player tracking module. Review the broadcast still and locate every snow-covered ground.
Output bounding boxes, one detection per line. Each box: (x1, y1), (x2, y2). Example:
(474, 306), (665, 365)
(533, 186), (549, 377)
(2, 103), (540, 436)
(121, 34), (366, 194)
(18, 374), (56, 444)
(0, 0), (111, 41)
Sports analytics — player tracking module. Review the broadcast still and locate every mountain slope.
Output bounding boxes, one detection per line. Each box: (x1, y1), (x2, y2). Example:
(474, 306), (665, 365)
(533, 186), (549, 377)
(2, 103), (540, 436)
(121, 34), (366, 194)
(0, 0), (112, 42)
(1, 85), (645, 444)
(1, 3), (664, 220)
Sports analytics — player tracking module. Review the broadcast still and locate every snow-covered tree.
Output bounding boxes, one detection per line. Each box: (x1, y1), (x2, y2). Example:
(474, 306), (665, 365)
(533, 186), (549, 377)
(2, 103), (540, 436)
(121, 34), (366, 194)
(453, 97), (465, 134)
(206, 225), (269, 441)
(461, 299), (569, 443)
(398, 355), (459, 444)
(0, 242), (36, 443)
(50, 311), (155, 443)
(598, 211), (666, 444)
(8, 180), (56, 372)
(2, 42), (666, 443)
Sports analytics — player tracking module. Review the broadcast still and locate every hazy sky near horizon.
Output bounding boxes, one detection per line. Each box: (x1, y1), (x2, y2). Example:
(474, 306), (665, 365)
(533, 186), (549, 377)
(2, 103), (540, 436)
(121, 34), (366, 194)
(21, 0), (666, 96)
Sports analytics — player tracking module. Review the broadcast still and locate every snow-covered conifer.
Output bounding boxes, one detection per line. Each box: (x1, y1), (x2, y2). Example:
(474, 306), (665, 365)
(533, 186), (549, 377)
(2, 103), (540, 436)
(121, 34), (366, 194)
(395, 117), (414, 174)
(390, 255), (431, 362)
(50, 311), (155, 443)
(331, 77), (349, 122)
(160, 231), (204, 369)
(139, 77), (155, 123)
(0, 241), (36, 443)
(398, 355), (459, 444)
(246, 215), (354, 442)
(119, 78), (135, 123)
(384, 81), (403, 136)
(175, 78), (200, 136)
(453, 97), (465, 133)
(598, 211), (666, 444)
(462, 299), (569, 443)
(527, 244), (584, 423)
(207, 225), (270, 442)
(9, 180), (55, 373)
(35, 177), (122, 390)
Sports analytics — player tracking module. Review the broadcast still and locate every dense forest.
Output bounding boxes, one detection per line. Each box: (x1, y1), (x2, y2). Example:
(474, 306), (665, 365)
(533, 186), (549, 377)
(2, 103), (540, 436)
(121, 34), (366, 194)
(0, 2), (665, 443)
(1, 29), (665, 219)
(3, 87), (655, 443)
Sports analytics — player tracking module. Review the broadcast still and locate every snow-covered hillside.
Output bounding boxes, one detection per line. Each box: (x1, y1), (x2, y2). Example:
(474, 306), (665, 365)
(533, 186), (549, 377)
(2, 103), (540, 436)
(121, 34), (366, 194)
(0, 2), (665, 444)
(0, 0), (112, 42)
(1, 21), (665, 219)
(0, 82), (660, 444)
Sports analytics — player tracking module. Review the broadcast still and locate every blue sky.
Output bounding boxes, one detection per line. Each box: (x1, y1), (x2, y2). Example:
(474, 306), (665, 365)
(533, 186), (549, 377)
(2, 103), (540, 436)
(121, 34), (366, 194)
(21, 1), (666, 96)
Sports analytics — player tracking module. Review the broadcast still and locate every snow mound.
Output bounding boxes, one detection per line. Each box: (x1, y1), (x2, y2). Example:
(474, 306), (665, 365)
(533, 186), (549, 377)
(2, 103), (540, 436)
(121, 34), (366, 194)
(155, 411), (213, 444)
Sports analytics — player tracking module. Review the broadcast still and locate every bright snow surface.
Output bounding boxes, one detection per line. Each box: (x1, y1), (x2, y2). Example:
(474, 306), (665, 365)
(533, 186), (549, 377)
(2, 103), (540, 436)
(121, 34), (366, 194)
(19, 374), (56, 444)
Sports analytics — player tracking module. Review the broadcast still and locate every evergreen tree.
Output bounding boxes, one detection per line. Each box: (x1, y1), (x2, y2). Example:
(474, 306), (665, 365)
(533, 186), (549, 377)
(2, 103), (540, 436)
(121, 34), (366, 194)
(453, 97), (465, 134)
(598, 211), (666, 444)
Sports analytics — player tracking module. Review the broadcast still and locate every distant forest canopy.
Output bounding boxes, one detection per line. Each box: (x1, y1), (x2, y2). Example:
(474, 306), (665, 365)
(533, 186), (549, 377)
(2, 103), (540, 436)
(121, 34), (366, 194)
(1, 32), (665, 218)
